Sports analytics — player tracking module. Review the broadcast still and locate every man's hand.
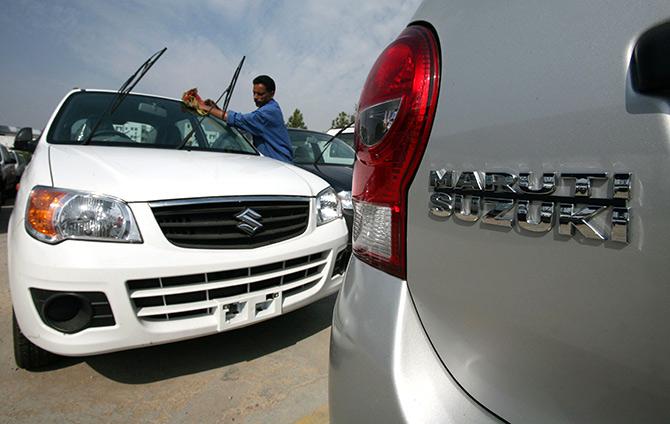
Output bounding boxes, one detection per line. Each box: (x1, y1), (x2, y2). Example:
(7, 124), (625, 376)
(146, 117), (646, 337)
(202, 99), (226, 120)
(203, 99), (221, 110)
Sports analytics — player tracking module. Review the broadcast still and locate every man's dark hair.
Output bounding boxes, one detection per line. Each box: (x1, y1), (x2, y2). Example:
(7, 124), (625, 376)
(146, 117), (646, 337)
(253, 75), (276, 93)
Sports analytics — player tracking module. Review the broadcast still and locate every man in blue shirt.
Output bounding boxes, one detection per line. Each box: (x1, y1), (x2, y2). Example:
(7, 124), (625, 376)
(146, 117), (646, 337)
(203, 75), (293, 163)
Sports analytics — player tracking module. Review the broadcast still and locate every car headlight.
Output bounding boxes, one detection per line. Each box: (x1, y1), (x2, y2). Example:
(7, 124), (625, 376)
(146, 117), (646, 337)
(316, 187), (342, 226)
(25, 186), (142, 244)
(337, 190), (353, 210)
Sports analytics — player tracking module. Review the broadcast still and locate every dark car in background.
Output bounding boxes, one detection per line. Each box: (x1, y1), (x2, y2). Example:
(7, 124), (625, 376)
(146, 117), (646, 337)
(0, 144), (17, 201)
(11, 150), (31, 181)
(288, 128), (354, 238)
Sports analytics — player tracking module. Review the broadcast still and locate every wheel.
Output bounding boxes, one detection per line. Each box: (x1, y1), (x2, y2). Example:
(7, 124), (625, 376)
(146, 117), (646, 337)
(13, 311), (57, 370)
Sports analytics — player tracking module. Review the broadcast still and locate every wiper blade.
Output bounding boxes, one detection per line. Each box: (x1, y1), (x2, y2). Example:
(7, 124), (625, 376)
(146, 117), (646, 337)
(222, 56), (245, 113)
(178, 56), (246, 150)
(313, 121), (354, 165)
(82, 47), (167, 145)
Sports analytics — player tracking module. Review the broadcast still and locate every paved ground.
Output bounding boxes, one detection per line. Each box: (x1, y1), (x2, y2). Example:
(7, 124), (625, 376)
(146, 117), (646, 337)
(0, 202), (331, 423)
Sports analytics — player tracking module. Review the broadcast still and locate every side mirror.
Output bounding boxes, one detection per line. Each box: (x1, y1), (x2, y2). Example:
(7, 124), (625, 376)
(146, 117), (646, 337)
(14, 127), (37, 153)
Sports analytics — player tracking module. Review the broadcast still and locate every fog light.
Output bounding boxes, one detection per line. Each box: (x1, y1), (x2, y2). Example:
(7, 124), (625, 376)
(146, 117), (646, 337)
(42, 293), (92, 333)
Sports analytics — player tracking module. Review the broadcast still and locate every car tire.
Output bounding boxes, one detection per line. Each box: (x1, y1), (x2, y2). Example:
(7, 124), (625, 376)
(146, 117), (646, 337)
(13, 311), (57, 370)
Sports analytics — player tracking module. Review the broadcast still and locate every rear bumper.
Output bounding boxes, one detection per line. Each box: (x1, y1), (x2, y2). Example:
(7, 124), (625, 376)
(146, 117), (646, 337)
(329, 257), (499, 423)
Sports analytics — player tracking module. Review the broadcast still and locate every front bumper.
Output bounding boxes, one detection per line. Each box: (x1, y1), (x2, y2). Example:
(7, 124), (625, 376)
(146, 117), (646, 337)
(9, 202), (348, 356)
(329, 257), (499, 423)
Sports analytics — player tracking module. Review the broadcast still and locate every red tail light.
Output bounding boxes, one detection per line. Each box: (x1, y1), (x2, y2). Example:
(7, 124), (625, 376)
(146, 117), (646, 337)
(352, 24), (440, 279)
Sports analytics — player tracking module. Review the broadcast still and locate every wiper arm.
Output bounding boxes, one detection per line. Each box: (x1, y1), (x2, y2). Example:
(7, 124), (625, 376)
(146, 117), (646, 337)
(313, 121), (354, 165)
(82, 47), (167, 145)
(178, 56), (246, 150)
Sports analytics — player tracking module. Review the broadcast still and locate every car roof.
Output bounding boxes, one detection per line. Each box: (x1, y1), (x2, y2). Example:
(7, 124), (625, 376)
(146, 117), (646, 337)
(287, 128), (331, 135)
(69, 88), (180, 103)
(326, 127), (354, 134)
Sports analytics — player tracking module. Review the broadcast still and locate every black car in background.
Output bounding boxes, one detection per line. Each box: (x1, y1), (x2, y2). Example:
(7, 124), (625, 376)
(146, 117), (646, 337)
(11, 150), (31, 180)
(287, 128), (354, 238)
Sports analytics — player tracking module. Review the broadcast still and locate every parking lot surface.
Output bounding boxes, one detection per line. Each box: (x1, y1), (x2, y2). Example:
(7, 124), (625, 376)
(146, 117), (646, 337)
(0, 203), (331, 423)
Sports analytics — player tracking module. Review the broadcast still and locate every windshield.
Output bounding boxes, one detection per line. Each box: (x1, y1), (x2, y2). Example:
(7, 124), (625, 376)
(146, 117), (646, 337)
(288, 130), (355, 166)
(47, 92), (258, 155)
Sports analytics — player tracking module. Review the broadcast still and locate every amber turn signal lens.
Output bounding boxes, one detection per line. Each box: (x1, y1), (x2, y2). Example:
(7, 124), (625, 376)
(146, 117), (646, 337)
(27, 188), (68, 238)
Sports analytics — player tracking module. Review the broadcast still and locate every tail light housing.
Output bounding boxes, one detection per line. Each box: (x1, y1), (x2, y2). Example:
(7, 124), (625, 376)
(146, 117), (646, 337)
(352, 24), (440, 278)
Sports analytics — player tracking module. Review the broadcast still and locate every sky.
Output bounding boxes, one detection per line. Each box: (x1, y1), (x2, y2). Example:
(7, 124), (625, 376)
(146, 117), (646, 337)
(0, 0), (422, 132)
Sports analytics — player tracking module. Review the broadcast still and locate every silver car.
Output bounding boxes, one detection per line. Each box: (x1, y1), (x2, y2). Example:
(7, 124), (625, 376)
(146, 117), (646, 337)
(330, 1), (670, 422)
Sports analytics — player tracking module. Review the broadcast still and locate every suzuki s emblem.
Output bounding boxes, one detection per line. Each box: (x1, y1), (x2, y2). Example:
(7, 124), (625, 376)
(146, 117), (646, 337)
(235, 208), (263, 236)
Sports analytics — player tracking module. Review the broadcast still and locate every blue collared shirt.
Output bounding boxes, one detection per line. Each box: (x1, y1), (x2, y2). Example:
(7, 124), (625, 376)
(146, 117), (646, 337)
(226, 99), (293, 163)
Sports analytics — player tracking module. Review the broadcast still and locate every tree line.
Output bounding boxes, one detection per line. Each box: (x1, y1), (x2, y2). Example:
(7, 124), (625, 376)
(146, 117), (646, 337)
(285, 109), (355, 130)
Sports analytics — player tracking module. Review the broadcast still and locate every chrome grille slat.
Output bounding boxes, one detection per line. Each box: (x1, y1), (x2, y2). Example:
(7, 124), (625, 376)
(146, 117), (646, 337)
(130, 258), (327, 298)
(127, 251), (330, 321)
(135, 275), (323, 317)
(151, 197), (310, 249)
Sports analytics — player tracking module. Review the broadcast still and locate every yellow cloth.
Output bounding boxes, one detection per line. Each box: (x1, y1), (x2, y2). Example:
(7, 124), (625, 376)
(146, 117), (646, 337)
(181, 88), (208, 116)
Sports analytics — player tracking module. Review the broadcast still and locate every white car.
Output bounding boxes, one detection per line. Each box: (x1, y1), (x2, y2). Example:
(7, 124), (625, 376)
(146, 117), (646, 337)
(9, 89), (349, 370)
(325, 126), (354, 148)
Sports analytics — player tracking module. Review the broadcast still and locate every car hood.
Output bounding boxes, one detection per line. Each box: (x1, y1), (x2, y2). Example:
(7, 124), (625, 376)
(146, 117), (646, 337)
(296, 164), (352, 193)
(48, 145), (328, 202)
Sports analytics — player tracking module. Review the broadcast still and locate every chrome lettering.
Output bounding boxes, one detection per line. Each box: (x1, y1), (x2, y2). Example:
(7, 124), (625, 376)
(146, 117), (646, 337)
(561, 173), (608, 197)
(518, 172), (557, 195)
(558, 204), (608, 240)
(482, 199), (515, 227)
(455, 171), (484, 191)
(429, 193), (453, 218)
(429, 169), (454, 190)
(612, 173), (632, 200)
(611, 207), (630, 243)
(453, 195), (480, 222)
(428, 169), (632, 244)
(516, 201), (554, 233)
(484, 172), (517, 193)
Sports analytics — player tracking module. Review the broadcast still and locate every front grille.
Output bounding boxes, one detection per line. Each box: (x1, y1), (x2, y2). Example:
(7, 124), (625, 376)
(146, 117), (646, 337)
(150, 197), (310, 249)
(127, 251), (328, 321)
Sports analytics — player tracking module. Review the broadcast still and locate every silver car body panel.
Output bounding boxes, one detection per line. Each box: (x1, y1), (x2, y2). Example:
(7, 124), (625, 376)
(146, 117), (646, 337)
(406, 0), (670, 422)
(332, 0), (670, 422)
(329, 257), (498, 423)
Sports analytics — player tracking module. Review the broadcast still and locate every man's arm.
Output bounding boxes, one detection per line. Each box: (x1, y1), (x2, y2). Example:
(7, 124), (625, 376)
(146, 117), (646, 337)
(225, 109), (270, 137)
(201, 99), (269, 137)
(203, 100), (227, 121)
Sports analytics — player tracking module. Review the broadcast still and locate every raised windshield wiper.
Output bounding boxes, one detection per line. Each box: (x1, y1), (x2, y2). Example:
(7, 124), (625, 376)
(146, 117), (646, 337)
(177, 56), (246, 150)
(82, 47), (167, 145)
(313, 121), (354, 165)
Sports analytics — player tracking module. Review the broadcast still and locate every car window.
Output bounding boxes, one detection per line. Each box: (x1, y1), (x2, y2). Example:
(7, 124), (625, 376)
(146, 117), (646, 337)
(47, 92), (258, 156)
(113, 121), (157, 144)
(288, 130), (354, 166)
(336, 132), (355, 147)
